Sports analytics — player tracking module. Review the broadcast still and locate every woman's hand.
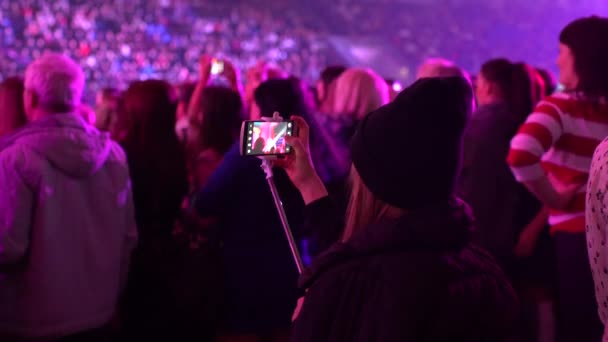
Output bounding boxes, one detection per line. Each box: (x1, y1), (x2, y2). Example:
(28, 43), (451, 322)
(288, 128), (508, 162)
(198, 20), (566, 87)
(513, 207), (549, 258)
(199, 55), (212, 85)
(220, 59), (241, 92)
(275, 116), (328, 204)
(524, 175), (583, 210)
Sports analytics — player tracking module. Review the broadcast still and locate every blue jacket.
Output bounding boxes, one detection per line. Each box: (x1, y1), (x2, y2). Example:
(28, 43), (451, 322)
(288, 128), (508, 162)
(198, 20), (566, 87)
(193, 143), (305, 332)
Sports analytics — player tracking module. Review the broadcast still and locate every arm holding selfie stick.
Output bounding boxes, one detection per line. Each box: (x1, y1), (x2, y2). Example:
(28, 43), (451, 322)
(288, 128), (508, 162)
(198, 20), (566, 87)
(280, 117), (329, 205)
(246, 112), (314, 275)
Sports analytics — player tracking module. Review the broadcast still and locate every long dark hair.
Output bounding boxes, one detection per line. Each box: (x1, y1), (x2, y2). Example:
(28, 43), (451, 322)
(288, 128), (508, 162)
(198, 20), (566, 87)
(480, 59), (535, 126)
(0, 77), (27, 136)
(559, 16), (608, 99)
(254, 78), (310, 119)
(117, 79), (187, 235)
(118, 80), (183, 160)
(195, 86), (244, 155)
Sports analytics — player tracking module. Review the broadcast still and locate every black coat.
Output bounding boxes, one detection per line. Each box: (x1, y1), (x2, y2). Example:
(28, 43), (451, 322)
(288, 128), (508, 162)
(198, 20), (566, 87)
(291, 197), (519, 342)
(457, 103), (541, 266)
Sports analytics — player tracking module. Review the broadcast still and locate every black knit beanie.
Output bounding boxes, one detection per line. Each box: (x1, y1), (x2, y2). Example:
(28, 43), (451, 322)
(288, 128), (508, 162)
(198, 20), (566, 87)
(350, 76), (473, 209)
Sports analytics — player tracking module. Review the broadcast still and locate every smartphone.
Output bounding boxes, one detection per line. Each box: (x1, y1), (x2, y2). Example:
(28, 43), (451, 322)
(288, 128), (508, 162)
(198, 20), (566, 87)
(240, 120), (295, 157)
(211, 58), (224, 75)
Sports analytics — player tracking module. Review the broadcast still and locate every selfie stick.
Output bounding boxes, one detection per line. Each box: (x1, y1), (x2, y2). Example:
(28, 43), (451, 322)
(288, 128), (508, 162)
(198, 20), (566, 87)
(260, 159), (305, 275)
(257, 112), (305, 275)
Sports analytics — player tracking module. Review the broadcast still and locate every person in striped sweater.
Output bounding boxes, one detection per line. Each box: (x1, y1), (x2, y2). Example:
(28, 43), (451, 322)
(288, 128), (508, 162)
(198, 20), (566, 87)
(507, 16), (608, 342)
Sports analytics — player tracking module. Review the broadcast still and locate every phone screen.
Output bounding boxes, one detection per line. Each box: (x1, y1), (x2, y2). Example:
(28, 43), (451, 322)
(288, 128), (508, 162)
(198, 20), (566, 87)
(243, 121), (294, 156)
(211, 59), (224, 75)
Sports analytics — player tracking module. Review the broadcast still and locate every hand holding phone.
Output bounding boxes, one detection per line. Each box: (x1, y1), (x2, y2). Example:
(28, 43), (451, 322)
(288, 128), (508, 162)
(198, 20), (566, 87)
(275, 116), (328, 204)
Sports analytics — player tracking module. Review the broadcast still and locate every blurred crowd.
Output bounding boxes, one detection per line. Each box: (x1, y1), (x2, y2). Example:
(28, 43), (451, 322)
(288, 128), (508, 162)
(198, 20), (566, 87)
(0, 0), (328, 102)
(2, 0), (607, 102)
(3, 2), (608, 342)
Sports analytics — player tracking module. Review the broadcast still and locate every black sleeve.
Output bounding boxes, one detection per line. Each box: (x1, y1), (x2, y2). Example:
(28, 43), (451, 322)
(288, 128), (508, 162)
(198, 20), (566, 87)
(302, 196), (344, 257)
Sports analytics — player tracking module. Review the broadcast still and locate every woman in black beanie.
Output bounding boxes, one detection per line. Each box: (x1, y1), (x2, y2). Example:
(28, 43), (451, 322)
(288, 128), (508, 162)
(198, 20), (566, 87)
(280, 76), (518, 341)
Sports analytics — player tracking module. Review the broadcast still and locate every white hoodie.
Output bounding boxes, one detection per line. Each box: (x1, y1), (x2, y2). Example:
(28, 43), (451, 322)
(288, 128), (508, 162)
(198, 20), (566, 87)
(0, 113), (137, 338)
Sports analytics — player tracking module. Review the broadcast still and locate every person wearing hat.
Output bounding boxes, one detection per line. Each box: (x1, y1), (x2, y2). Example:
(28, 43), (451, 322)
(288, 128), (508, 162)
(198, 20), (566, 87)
(278, 76), (518, 341)
(507, 16), (608, 342)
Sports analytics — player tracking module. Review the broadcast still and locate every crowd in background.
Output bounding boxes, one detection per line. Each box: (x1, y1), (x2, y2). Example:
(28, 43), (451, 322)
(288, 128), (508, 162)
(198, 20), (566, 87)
(0, 0), (329, 102)
(1, 0), (607, 103)
(3, 2), (608, 342)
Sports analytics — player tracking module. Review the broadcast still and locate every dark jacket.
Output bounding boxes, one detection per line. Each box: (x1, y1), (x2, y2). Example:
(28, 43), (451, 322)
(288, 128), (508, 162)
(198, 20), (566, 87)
(291, 197), (518, 342)
(122, 142), (189, 240)
(193, 143), (305, 333)
(457, 103), (541, 266)
(119, 141), (190, 340)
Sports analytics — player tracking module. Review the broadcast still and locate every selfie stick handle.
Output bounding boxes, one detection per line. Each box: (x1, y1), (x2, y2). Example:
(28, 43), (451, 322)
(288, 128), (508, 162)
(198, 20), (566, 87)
(261, 159), (305, 275)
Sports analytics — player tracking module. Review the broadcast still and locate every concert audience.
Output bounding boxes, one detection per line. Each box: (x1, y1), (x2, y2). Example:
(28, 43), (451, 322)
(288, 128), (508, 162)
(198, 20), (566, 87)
(507, 15), (608, 342)
(2, 4), (608, 341)
(0, 53), (137, 341)
(285, 77), (518, 341)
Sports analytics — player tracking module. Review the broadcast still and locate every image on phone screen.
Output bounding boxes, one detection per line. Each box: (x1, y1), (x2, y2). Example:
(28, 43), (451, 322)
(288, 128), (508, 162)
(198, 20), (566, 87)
(243, 121), (293, 156)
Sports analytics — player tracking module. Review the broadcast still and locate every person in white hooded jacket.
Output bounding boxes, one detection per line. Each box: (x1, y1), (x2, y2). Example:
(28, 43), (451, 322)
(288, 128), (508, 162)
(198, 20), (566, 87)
(0, 53), (138, 340)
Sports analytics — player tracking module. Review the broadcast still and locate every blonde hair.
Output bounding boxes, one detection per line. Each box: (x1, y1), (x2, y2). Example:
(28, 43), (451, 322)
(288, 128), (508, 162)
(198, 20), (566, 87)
(343, 166), (405, 241)
(330, 68), (390, 120)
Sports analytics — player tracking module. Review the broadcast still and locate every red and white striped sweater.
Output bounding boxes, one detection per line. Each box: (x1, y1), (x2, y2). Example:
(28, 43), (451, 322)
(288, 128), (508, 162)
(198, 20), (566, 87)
(507, 93), (608, 233)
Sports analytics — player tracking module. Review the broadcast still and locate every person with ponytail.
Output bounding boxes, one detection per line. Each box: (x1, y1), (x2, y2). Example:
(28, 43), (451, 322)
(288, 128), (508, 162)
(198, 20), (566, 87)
(459, 58), (556, 340)
(508, 16), (608, 342)
(460, 58), (536, 262)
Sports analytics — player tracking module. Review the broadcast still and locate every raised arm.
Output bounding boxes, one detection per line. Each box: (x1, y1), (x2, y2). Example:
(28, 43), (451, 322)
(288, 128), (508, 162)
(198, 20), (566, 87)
(186, 56), (213, 125)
